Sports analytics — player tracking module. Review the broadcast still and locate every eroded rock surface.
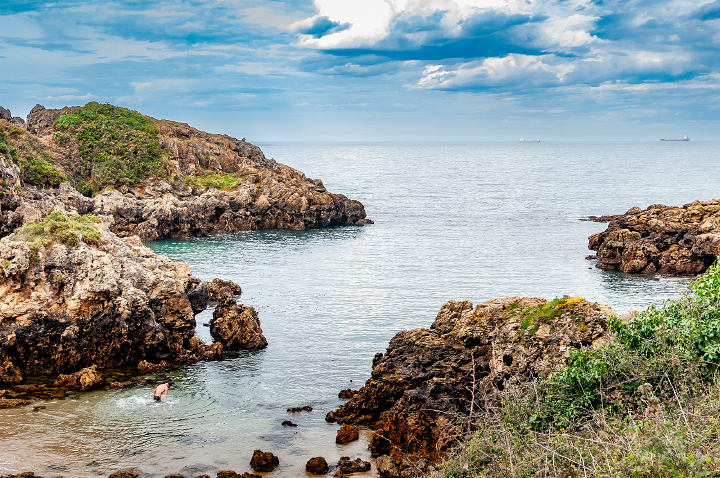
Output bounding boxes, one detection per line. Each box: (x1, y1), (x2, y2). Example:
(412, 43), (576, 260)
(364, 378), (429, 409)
(250, 450), (279, 472)
(209, 283), (267, 351)
(0, 107), (370, 243)
(0, 220), (223, 380)
(587, 200), (720, 275)
(327, 297), (612, 466)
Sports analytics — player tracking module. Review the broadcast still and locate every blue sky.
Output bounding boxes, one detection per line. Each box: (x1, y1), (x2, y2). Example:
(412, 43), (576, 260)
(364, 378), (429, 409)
(0, 0), (718, 141)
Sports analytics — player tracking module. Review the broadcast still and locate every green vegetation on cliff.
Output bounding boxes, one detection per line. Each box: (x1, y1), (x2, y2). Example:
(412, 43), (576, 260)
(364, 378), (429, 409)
(11, 211), (102, 255)
(436, 261), (720, 478)
(53, 102), (165, 195)
(0, 122), (66, 187)
(184, 170), (246, 191)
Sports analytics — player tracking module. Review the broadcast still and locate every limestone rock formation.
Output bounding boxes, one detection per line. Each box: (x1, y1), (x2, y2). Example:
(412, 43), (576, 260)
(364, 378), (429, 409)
(327, 296), (612, 467)
(250, 450), (279, 472)
(0, 216), (223, 381)
(209, 283), (267, 350)
(336, 424), (359, 444)
(336, 457), (370, 474)
(587, 200), (720, 275)
(0, 103), (370, 243)
(54, 365), (103, 391)
(305, 457), (329, 475)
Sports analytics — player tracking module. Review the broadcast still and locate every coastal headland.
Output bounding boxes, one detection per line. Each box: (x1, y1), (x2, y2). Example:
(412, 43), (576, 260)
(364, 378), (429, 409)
(0, 102), (370, 401)
(586, 199), (720, 275)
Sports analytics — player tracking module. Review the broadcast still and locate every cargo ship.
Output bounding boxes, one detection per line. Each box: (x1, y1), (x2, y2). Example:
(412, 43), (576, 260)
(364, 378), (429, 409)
(519, 137), (540, 142)
(660, 135), (690, 141)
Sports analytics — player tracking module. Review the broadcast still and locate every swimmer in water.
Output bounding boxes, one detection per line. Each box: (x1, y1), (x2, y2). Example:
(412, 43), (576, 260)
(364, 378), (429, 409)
(153, 382), (169, 402)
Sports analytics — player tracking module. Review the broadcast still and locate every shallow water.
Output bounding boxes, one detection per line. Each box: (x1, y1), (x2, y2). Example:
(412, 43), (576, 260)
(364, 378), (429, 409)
(1, 142), (718, 477)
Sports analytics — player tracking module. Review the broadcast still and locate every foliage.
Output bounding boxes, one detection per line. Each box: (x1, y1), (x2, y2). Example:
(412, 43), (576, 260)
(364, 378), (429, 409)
(53, 102), (165, 196)
(18, 153), (67, 186)
(432, 259), (720, 478)
(11, 211), (102, 256)
(184, 170), (246, 191)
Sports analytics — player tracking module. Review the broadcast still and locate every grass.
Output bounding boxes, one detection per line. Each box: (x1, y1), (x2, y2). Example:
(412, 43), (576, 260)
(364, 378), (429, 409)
(53, 102), (166, 196)
(432, 260), (720, 478)
(11, 211), (102, 263)
(509, 296), (584, 336)
(184, 170), (246, 191)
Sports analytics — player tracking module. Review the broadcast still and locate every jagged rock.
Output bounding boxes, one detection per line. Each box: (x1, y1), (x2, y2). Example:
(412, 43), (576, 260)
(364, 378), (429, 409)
(281, 420), (297, 427)
(0, 218), (222, 378)
(329, 297), (612, 463)
(209, 288), (266, 350)
(26, 105), (80, 136)
(205, 278), (242, 302)
(588, 200), (720, 275)
(0, 106), (369, 243)
(376, 455), (399, 478)
(0, 106), (10, 120)
(137, 360), (167, 374)
(305, 456), (329, 475)
(186, 276), (208, 314)
(250, 450), (279, 472)
(55, 365), (103, 390)
(336, 457), (370, 474)
(339, 389), (357, 399)
(288, 405), (312, 413)
(0, 396), (29, 408)
(336, 424), (359, 444)
(0, 473), (37, 478)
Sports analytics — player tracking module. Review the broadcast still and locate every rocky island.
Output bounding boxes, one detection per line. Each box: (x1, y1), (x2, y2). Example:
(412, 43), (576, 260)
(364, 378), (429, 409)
(587, 199), (720, 275)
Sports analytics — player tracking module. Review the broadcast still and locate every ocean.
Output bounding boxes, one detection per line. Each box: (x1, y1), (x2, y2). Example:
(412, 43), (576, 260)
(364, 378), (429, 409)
(1, 142), (718, 477)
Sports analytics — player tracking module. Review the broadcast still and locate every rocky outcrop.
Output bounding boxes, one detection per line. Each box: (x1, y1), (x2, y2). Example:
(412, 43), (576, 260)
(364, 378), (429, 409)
(0, 217), (228, 382)
(336, 424), (359, 444)
(306, 457), (329, 475)
(327, 296), (612, 467)
(250, 450), (279, 472)
(54, 365), (103, 390)
(0, 104), (370, 242)
(587, 200), (720, 275)
(209, 283), (267, 350)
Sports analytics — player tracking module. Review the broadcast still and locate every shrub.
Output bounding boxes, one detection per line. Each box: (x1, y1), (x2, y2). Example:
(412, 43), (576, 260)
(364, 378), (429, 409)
(11, 211), (103, 258)
(432, 259), (720, 478)
(184, 170), (246, 191)
(53, 102), (166, 196)
(19, 154), (67, 186)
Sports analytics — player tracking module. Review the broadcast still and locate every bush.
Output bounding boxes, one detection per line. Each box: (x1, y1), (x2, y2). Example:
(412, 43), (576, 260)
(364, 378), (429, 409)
(11, 211), (103, 256)
(53, 102), (166, 196)
(19, 154), (67, 186)
(432, 259), (720, 478)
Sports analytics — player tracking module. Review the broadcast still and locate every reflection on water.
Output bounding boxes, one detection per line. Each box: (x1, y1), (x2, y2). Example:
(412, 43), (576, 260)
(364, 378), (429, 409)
(1, 142), (718, 476)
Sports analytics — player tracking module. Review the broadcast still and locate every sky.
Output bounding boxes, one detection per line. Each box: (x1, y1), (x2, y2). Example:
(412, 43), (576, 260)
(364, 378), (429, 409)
(0, 0), (718, 141)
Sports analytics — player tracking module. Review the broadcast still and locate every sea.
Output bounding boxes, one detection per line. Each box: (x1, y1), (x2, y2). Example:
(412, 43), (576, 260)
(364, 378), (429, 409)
(1, 142), (718, 477)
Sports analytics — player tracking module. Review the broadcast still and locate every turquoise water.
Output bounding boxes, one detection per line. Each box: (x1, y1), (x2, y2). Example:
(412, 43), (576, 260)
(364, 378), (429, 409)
(1, 142), (718, 477)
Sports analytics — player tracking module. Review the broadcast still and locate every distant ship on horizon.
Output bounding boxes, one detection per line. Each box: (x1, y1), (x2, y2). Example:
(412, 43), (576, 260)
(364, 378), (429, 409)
(519, 136), (540, 142)
(660, 135), (690, 141)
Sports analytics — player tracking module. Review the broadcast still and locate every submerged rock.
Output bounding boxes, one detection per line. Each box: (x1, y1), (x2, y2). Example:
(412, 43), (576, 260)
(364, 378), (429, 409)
(587, 200), (720, 275)
(328, 296), (612, 464)
(250, 450), (279, 472)
(336, 457), (370, 474)
(54, 365), (103, 391)
(288, 405), (312, 413)
(137, 360), (167, 374)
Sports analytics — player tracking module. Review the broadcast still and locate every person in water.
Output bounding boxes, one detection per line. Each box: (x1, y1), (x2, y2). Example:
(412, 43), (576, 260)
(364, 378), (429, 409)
(153, 382), (169, 402)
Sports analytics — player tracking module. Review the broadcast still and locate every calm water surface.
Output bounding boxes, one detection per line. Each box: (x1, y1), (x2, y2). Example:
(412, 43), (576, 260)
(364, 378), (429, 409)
(1, 142), (718, 476)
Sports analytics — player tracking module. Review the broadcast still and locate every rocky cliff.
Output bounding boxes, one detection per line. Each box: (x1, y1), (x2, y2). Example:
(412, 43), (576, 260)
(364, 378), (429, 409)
(0, 210), (262, 385)
(0, 103), (370, 242)
(587, 200), (720, 275)
(327, 296), (612, 475)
